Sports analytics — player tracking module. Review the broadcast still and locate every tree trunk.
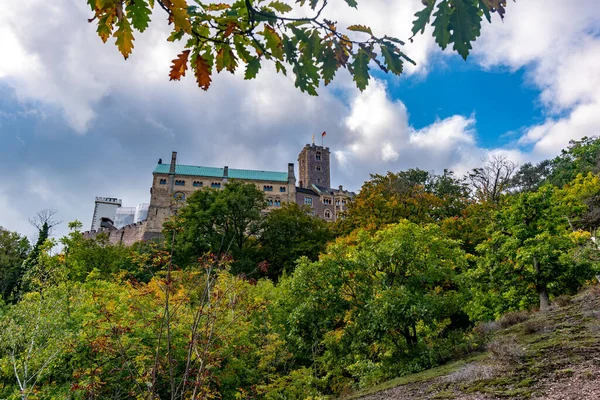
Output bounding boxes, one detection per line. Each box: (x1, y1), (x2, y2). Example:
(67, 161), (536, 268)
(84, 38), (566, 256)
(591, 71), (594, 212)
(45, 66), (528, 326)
(533, 256), (551, 310)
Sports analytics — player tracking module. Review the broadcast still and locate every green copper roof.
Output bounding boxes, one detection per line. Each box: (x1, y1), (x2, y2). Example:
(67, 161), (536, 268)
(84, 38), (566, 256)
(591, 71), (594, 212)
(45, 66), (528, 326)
(153, 164), (289, 182)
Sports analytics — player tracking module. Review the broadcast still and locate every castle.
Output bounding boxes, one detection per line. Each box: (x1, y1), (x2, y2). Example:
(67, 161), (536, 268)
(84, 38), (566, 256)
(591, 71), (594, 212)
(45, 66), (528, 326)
(84, 143), (354, 245)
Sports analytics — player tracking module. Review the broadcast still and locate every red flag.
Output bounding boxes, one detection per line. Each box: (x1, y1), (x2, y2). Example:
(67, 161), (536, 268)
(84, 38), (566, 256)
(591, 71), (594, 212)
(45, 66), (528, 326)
(322, 131), (326, 137)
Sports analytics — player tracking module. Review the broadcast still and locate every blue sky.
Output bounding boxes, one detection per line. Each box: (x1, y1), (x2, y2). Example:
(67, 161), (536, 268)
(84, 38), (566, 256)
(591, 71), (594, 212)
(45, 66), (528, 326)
(0, 0), (599, 239)
(385, 57), (545, 148)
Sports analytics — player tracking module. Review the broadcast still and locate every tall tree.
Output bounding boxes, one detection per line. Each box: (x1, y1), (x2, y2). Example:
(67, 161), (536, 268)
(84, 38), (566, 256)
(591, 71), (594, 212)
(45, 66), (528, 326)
(468, 155), (516, 204)
(258, 202), (333, 279)
(0, 230), (30, 302)
(84, 0), (511, 93)
(470, 181), (599, 319)
(172, 180), (265, 272)
(548, 136), (600, 188)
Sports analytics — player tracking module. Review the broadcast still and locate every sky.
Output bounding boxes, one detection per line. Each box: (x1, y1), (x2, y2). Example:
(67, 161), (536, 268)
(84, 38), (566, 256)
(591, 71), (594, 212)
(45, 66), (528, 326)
(0, 0), (599, 239)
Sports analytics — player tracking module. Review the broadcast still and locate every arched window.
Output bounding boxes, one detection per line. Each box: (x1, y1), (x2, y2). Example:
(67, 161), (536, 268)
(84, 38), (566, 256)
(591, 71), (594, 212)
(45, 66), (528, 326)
(316, 151), (321, 160)
(193, 181), (203, 187)
(159, 179), (167, 185)
(316, 166), (321, 172)
(175, 180), (185, 186)
(275, 198), (281, 207)
(173, 192), (185, 202)
(211, 182), (221, 188)
(324, 210), (331, 219)
(267, 198), (274, 207)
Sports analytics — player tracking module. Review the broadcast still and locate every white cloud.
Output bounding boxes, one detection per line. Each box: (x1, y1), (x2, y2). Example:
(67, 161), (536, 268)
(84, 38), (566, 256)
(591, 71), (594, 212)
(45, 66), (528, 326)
(0, 0), (598, 237)
(474, 0), (600, 158)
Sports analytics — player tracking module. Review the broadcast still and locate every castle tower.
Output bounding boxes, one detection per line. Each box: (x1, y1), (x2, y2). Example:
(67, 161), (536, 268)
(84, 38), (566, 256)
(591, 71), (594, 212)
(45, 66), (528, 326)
(298, 144), (330, 188)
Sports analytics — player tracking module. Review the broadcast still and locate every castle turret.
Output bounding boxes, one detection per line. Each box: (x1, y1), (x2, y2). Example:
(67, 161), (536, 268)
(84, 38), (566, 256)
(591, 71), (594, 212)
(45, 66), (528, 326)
(298, 144), (330, 188)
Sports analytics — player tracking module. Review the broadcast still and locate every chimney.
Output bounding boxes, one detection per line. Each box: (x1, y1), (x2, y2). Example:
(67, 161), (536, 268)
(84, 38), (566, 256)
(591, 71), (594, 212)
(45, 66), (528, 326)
(339, 185), (343, 192)
(288, 163), (295, 180)
(169, 151), (177, 174)
(223, 165), (229, 177)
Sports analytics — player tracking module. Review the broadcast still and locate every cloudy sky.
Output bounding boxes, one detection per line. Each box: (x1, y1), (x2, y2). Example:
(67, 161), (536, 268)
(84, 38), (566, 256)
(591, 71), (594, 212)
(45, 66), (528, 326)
(1, 0), (599, 239)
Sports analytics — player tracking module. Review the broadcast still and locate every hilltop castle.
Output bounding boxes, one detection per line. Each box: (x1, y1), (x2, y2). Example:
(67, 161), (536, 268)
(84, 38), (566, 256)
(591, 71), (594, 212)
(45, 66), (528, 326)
(84, 143), (354, 245)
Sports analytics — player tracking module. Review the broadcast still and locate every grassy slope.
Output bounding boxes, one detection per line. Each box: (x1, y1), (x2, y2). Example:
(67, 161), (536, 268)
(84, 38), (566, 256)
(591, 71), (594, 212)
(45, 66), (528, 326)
(346, 286), (600, 400)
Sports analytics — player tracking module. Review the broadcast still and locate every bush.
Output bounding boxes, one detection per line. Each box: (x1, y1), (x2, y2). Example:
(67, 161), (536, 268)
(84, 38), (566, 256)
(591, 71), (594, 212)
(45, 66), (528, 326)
(474, 320), (501, 336)
(522, 319), (551, 334)
(487, 335), (525, 364)
(554, 295), (572, 307)
(498, 311), (530, 328)
(444, 363), (497, 383)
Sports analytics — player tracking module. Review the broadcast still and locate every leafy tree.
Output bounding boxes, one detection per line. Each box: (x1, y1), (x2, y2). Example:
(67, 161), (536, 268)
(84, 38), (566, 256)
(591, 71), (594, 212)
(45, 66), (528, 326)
(470, 182), (599, 319)
(338, 169), (469, 233)
(84, 0), (511, 93)
(510, 159), (552, 193)
(60, 220), (133, 281)
(548, 136), (600, 188)
(172, 180), (265, 272)
(0, 230), (30, 303)
(257, 202), (333, 279)
(278, 221), (468, 389)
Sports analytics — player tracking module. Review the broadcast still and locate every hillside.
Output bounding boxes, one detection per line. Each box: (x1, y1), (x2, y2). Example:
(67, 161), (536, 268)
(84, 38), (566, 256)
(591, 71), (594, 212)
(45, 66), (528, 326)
(349, 286), (600, 400)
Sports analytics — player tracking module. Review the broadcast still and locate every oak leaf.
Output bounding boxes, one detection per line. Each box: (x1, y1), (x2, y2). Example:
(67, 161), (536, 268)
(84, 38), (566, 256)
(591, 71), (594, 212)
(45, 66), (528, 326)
(194, 54), (212, 90)
(114, 17), (134, 59)
(169, 50), (190, 80)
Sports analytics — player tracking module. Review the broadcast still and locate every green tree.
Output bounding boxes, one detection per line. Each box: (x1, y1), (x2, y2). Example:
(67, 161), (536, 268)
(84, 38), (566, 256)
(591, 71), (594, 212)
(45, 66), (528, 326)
(60, 220), (133, 281)
(510, 159), (552, 193)
(85, 0), (510, 93)
(0, 229), (30, 303)
(258, 202), (333, 279)
(278, 221), (468, 389)
(470, 180), (600, 319)
(338, 169), (469, 233)
(173, 180), (265, 273)
(548, 136), (600, 188)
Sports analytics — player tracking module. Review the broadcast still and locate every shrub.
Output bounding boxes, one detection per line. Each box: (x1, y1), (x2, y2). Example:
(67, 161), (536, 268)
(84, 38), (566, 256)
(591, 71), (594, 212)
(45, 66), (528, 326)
(474, 320), (501, 336)
(554, 295), (571, 307)
(444, 363), (497, 383)
(487, 335), (525, 364)
(498, 311), (530, 328)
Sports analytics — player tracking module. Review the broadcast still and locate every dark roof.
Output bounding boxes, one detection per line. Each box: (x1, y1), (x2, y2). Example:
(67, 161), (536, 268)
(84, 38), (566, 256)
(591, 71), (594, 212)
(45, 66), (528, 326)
(296, 186), (318, 195)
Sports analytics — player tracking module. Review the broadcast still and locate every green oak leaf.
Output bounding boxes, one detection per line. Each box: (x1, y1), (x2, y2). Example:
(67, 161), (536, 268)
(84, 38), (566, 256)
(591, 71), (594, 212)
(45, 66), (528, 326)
(351, 47), (370, 91)
(126, 0), (152, 32)
(432, 0), (452, 50)
(245, 57), (261, 79)
(380, 43), (403, 75)
(449, 0), (482, 60)
(411, 1), (434, 37)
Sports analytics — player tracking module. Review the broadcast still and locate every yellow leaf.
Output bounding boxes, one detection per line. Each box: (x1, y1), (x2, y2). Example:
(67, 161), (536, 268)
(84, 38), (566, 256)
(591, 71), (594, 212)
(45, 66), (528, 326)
(169, 0), (192, 33)
(114, 17), (134, 59)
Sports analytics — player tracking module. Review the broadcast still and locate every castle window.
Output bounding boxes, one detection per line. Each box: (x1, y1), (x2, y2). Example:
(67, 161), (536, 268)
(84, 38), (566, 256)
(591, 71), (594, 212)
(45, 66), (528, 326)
(316, 166), (321, 172)
(335, 199), (341, 206)
(323, 197), (332, 205)
(173, 192), (185, 201)
(193, 181), (203, 187)
(275, 198), (281, 207)
(279, 186), (286, 192)
(211, 182), (221, 188)
(159, 179), (167, 185)
(268, 198), (274, 207)
(316, 151), (321, 161)
(324, 210), (331, 219)
(304, 197), (313, 207)
(175, 180), (185, 186)
(264, 185), (273, 192)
